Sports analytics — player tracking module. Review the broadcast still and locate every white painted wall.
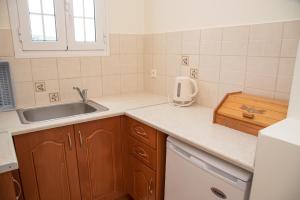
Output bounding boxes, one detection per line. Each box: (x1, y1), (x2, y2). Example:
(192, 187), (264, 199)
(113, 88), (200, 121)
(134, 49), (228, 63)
(0, 0), (145, 33)
(145, 0), (300, 33)
(288, 41), (300, 119)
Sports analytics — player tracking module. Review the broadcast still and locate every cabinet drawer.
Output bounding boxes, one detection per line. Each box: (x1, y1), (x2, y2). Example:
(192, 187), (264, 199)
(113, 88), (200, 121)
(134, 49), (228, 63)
(129, 137), (157, 170)
(127, 117), (157, 149)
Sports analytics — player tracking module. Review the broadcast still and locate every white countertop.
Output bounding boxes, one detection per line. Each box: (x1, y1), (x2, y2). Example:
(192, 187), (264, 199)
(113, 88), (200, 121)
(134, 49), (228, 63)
(0, 92), (257, 173)
(0, 132), (18, 174)
(0, 93), (168, 136)
(126, 103), (257, 172)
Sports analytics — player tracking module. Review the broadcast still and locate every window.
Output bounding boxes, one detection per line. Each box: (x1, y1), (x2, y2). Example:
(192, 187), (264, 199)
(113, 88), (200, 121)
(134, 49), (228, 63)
(8, 0), (108, 57)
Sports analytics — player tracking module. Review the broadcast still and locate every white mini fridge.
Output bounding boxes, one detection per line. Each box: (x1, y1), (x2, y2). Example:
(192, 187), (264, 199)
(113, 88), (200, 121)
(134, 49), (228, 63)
(164, 137), (252, 200)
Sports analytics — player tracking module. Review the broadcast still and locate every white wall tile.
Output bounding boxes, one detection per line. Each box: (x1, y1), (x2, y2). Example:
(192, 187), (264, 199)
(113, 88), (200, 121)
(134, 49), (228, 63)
(276, 76), (293, 93)
(274, 92), (290, 101)
(153, 54), (166, 75)
(245, 73), (276, 91)
(102, 75), (121, 96)
(222, 25), (249, 41)
(57, 58), (81, 79)
(246, 57), (279, 76)
(13, 82), (35, 107)
(120, 55), (138, 74)
(109, 34), (120, 55)
(221, 40), (248, 55)
(220, 70), (245, 85)
(80, 57), (101, 77)
(199, 41), (221, 55)
(182, 30), (200, 55)
(248, 40), (282, 57)
(153, 34), (165, 54)
(283, 20), (300, 39)
(165, 55), (181, 77)
(196, 81), (219, 108)
(201, 28), (223, 41)
(165, 32), (182, 54)
(221, 56), (246, 71)
(31, 58), (58, 81)
(278, 58), (296, 76)
(144, 34), (153, 54)
(8, 58), (32, 82)
(249, 22), (283, 40)
(101, 55), (120, 75)
(59, 78), (82, 102)
(120, 34), (137, 54)
(244, 87), (274, 99)
(281, 39), (299, 57)
(121, 74), (138, 93)
(81, 77), (102, 98)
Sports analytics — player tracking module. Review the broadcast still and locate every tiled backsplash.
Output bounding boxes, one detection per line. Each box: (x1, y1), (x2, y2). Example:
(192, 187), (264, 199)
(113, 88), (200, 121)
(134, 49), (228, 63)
(143, 20), (300, 107)
(0, 20), (299, 109)
(0, 31), (144, 108)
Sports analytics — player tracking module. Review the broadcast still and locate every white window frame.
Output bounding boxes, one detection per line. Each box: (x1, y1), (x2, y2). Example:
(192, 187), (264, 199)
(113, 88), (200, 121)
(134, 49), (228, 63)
(7, 0), (110, 58)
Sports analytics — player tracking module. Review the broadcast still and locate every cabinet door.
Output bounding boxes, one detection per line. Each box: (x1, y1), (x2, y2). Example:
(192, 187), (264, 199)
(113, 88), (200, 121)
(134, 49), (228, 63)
(0, 172), (17, 200)
(129, 156), (156, 200)
(14, 126), (81, 200)
(74, 117), (124, 200)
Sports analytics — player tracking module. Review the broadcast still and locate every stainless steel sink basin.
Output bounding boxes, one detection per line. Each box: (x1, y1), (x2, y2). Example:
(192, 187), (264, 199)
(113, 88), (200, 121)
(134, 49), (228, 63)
(17, 101), (109, 124)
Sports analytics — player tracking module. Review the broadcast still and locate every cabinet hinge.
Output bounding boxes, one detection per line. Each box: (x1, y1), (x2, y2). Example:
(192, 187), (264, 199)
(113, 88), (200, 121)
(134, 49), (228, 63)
(103, 33), (107, 44)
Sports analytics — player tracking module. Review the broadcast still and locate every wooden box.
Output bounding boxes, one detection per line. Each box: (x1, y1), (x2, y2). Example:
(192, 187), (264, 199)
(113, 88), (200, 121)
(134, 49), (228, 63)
(213, 92), (288, 136)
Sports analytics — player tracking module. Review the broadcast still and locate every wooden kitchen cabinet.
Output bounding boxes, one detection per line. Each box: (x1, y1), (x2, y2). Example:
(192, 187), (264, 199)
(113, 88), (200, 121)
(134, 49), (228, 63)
(125, 117), (167, 200)
(128, 156), (156, 200)
(0, 172), (17, 200)
(74, 117), (125, 200)
(14, 126), (82, 200)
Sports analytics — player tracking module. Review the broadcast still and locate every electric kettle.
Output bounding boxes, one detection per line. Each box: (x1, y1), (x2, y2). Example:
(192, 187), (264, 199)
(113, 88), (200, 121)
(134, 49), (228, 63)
(173, 76), (198, 106)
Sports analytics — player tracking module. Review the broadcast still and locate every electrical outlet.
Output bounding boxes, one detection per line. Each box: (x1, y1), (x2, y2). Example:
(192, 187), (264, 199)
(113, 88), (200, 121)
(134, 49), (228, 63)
(35, 81), (46, 92)
(181, 56), (189, 66)
(49, 92), (60, 103)
(150, 69), (157, 78)
(190, 68), (198, 79)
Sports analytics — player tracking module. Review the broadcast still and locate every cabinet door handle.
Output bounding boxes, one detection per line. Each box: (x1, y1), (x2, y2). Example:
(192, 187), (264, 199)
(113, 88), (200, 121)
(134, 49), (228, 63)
(148, 178), (153, 195)
(134, 126), (147, 137)
(78, 130), (83, 146)
(12, 177), (22, 200)
(67, 133), (72, 150)
(135, 147), (148, 158)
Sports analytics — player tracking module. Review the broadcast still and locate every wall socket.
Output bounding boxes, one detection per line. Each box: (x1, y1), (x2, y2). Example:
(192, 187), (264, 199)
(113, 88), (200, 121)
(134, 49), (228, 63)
(150, 69), (157, 78)
(190, 68), (198, 79)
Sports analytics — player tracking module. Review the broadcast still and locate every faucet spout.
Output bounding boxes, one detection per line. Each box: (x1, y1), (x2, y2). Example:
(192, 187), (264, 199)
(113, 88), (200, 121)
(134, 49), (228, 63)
(73, 87), (88, 103)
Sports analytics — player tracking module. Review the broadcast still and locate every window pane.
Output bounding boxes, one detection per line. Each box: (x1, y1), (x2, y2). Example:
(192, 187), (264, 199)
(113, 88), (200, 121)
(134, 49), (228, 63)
(28, 0), (41, 13)
(85, 19), (95, 42)
(73, 0), (83, 17)
(44, 15), (57, 40)
(84, 0), (95, 18)
(42, 0), (54, 14)
(30, 14), (44, 41)
(74, 18), (84, 41)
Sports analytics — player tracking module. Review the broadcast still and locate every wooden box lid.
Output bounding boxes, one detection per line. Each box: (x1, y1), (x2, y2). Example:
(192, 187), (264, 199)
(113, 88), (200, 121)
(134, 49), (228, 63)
(213, 92), (288, 135)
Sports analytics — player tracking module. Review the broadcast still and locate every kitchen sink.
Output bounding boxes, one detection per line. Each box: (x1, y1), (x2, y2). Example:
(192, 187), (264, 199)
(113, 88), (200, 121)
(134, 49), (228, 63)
(17, 101), (109, 124)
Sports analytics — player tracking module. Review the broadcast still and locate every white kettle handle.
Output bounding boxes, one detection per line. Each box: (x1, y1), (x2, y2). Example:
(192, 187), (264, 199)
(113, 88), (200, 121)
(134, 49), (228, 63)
(190, 78), (198, 98)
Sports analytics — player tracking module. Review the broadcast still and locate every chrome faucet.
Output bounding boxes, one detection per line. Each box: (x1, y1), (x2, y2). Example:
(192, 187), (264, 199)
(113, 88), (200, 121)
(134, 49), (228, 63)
(73, 87), (88, 103)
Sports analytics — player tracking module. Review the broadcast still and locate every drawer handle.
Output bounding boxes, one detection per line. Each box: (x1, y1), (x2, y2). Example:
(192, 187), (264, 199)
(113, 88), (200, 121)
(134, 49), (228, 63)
(78, 130), (83, 146)
(134, 126), (147, 137)
(148, 178), (153, 195)
(211, 187), (227, 199)
(67, 133), (72, 150)
(134, 146), (148, 158)
(12, 177), (22, 200)
(243, 112), (255, 119)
